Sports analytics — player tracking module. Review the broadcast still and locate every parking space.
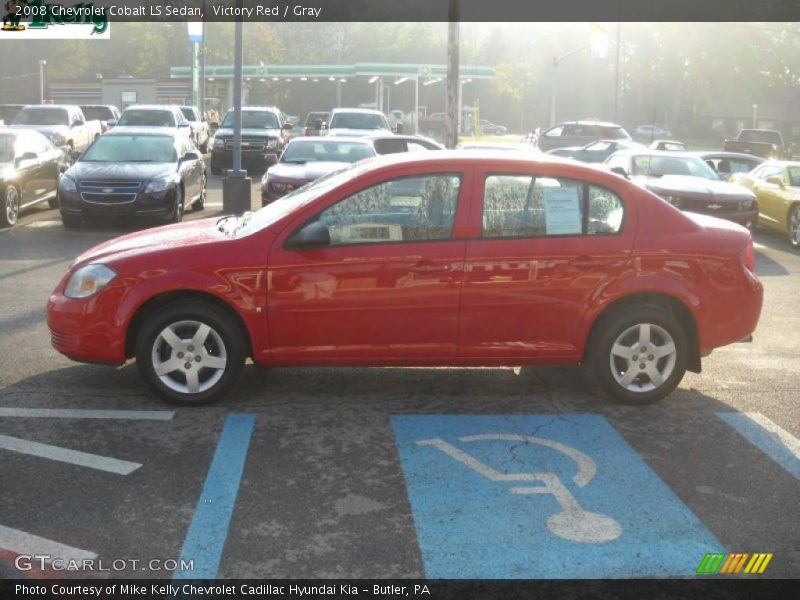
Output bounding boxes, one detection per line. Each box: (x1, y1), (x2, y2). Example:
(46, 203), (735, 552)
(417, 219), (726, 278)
(1, 170), (799, 581)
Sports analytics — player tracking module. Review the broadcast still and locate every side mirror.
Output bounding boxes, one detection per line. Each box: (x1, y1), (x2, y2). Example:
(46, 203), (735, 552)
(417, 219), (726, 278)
(282, 123), (293, 131)
(107, 119), (117, 128)
(765, 176), (785, 188)
(264, 153), (279, 167)
(287, 221), (331, 249)
(610, 166), (629, 178)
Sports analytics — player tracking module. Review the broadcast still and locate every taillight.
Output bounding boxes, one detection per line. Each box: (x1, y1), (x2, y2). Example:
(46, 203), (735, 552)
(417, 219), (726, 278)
(740, 238), (756, 272)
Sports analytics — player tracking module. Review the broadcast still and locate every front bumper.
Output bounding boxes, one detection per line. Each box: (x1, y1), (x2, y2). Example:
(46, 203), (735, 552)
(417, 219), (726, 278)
(211, 147), (279, 168)
(58, 186), (177, 218)
(47, 286), (127, 365)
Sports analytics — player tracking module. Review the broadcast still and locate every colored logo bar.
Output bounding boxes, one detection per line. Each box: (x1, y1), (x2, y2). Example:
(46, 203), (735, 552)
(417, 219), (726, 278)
(696, 553), (773, 575)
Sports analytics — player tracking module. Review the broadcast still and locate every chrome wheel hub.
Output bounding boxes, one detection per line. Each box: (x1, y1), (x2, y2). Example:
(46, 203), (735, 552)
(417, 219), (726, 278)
(609, 323), (677, 393)
(6, 187), (19, 225)
(151, 320), (227, 394)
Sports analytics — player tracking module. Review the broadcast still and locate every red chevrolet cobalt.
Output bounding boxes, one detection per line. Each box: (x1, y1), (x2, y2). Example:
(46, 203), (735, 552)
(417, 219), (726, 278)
(47, 152), (763, 405)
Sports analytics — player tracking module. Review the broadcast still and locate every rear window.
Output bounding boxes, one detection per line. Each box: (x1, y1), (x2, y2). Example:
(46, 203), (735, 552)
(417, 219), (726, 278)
(13, 107), (69, 126)
(599, 126), (631, 140)
(305, 112), (329, 125)
(739, 130), (781, 145)
(282, 140), (375, 163)
(330, 112), (389, 131)
(81, 106), (114, 120)
(118, 109), (176, 127)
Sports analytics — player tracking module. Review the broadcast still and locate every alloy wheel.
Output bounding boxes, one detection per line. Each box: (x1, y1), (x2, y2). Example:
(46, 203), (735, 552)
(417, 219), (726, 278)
(608, 323), (677, 393)
(790, 205), (800, 248)
(5, 186), (20, 226)
(150, 320), (227, 394)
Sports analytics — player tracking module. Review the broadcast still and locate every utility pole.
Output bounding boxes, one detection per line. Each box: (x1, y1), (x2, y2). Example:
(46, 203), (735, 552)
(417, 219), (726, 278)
(445, 0), (459, 148)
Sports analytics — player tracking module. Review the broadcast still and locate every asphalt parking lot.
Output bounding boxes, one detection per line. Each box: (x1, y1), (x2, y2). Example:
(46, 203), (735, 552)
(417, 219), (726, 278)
(0, 167), (799, 580)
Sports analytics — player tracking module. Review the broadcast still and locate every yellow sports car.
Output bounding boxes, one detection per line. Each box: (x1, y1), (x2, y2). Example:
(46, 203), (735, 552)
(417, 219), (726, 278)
(731, 161), (800, 249)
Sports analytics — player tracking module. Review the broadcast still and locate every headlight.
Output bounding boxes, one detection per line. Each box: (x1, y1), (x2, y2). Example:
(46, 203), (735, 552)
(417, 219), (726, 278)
(58, 175), (77, 194)
(664, 195), (683, 208)
(64, 264), (117, 299)
(739, 198), (756, 211)
(266, 139), (278, 149)
(49, 132), (65, 146)
(144, 177), (174, 194)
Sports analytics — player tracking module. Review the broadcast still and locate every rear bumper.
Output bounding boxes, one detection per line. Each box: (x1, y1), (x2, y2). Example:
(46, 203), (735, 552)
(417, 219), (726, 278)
(698, 265), (763, 354)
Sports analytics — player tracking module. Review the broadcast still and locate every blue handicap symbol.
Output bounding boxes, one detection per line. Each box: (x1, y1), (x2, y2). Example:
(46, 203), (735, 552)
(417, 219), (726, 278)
(391, 414), (720, 578)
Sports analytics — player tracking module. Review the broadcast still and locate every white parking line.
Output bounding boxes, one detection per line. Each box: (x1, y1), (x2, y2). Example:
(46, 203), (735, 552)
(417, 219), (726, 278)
(0, 525), (97, 562)
(0, 434), (142, 475)
(0, 408), (174, 420)
(24, 220), (61, 228)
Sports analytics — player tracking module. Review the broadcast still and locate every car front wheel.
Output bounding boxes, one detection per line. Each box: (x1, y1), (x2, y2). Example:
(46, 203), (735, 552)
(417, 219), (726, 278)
(588, 305), (688, 404)
(135, 301), (245, 405)
(1, 184), (21, 227)
(788, 203), (800, 249)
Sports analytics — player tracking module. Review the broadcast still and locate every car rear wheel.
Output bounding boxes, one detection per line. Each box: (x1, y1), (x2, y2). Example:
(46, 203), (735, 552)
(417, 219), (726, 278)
(135, 301), (245, 406)
(588, 305), (688, 404)
(1, 184), (20, 227)
(788, 203), (800, 249)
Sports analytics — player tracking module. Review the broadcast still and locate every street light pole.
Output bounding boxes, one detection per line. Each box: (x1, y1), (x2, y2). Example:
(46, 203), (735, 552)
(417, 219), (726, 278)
(222, 4), (250, 214)
(38, 60), (46, 104)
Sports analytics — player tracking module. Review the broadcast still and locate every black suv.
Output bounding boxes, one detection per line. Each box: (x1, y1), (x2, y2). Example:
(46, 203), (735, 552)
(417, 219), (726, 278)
(209, 107), (292, 174)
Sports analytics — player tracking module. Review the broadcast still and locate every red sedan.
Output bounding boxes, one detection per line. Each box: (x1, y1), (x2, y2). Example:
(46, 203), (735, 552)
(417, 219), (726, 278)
(47, 152), (763, 406)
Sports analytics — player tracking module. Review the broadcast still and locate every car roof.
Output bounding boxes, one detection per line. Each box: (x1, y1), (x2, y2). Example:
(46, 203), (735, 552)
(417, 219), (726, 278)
(20, 104), (72, 110)
(554, 120), (625, 128)
(224, 106), (281, 113)
(288, 136), (371, 145)
(103, 127), (181, 138)
(331, 108), (386, 116)
(122, 105), (179, 111)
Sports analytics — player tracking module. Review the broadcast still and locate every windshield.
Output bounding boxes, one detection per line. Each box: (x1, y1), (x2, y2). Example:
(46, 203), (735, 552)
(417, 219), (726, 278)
(221, 110), (279, 129)
(305, 112), (329, 125)
(0, 135), (14, 162)
(180, 108), (196, 121)
(0, 106), (23, 123)
(599, 126), (631, 140)
(81, 135), (176, 163)
(281, 140), (375, 164)
(632, 154), (718, 179)
(739, 130), (781, 145)
(329, 112), (389, 130)
(235, 162), (371, 237)
(81, 106), (114, 120)
(118, 109), (176, 127)
(13, 107), (69, 126)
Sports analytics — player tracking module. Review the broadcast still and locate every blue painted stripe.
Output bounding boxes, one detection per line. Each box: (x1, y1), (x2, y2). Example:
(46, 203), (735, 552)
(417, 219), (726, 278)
(173, 413), (255, 580)
(718, 412), (800, 481)
(392, 414), (721, 579)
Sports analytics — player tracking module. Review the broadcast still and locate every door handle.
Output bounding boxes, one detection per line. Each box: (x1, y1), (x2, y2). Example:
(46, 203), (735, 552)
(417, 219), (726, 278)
(409, 262), (453, 273)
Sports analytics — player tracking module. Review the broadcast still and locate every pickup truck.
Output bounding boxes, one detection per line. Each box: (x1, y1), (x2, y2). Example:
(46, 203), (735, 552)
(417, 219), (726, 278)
(11, 105), (102, 158)
(722, 129), (788, 159)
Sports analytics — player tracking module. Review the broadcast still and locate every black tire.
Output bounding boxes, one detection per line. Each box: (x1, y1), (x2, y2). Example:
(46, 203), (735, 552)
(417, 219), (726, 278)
(61, 213), (82, 229)
(192, 175), (206, 211)
(586, 305), (688, 404)
(135, 301), (246, 406)
(168, 186), (184, 223)
(788, 203), (800, 249)
(1, 184), (20, 227)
